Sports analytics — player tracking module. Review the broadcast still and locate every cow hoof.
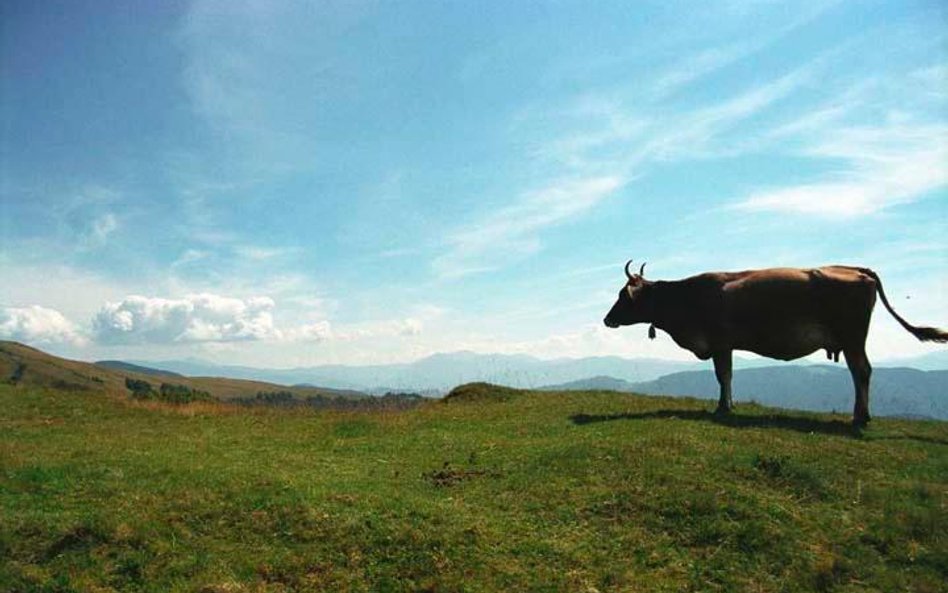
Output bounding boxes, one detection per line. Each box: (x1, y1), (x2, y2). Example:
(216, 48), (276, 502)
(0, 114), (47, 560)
(852, 417), (869, 431)
(714, 406), (732, 416)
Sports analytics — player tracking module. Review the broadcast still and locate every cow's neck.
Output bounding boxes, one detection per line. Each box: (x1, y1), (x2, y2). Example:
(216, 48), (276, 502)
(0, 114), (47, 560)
(648, 280), (713, 359)
(647, 281), (677, 329)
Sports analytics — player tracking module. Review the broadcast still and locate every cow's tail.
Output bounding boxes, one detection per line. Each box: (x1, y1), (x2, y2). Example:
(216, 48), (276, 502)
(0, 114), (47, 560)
(861, 268), (948, 343)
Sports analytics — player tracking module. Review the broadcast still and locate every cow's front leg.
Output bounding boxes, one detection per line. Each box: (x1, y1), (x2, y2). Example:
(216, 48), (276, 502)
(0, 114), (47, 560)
(713, 351), (733, 414)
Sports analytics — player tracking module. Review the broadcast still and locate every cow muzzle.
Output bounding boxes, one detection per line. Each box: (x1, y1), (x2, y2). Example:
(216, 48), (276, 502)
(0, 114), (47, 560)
(603, 317), (619, 329)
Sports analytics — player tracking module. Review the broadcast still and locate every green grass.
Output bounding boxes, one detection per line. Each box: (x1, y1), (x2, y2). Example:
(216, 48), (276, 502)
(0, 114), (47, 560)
(2, 384), (946, 592)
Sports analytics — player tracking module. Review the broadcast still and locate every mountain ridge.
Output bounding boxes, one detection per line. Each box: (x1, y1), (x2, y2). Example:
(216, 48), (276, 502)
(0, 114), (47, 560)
(544, 365), (948, 420)
(124, 349), (948, 394)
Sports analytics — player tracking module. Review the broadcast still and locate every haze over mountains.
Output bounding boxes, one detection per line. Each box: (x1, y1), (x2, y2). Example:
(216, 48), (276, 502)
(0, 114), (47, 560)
(122, 351), (722, 394)
(121, 350), (948, 419)
(546, 366), (948, 421)
(2, 339), (944, 419)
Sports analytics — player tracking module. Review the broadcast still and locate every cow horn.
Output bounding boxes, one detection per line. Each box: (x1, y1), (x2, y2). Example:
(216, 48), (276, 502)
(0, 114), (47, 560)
(639, 262), (646, 277)
(624, 260), (634, 279)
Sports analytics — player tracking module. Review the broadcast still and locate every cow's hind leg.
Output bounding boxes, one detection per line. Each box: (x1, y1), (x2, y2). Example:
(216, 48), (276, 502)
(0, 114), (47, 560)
(844, 347), (872, 428)
(713, 351), (733, 415)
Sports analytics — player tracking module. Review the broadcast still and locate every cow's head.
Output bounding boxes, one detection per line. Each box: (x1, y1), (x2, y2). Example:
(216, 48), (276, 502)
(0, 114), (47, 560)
(603, 260), (652, 328)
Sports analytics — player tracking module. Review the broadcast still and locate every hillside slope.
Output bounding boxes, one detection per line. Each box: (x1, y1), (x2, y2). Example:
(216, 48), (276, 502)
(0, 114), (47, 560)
(0, 341), (366, 401)
(2, 382), (945, 592)
(95, 360), (184, 377)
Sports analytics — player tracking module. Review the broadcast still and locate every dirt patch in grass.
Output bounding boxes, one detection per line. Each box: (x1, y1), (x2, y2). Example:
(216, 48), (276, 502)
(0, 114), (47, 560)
(422, 462), (502, 487)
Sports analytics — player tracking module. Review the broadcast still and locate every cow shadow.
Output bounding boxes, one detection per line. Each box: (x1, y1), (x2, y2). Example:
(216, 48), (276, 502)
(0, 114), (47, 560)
(569, 409), (948, 444)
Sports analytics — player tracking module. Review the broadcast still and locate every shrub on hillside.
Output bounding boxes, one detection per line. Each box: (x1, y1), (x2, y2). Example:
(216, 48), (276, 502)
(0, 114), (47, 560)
(157, 383), (212, 404)
(125, 378), (156, 399)
(255, 390), (297, 406)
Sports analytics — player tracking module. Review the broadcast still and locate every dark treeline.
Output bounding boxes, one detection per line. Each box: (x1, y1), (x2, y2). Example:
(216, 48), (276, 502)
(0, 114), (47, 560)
(234, 390), (426, 410)
(124, 378), (213, 404)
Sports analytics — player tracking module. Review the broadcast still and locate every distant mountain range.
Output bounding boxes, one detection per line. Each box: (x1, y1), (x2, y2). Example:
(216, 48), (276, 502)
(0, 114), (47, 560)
(123, 352), (709, 394)
(4, 340), (945, 419)
(126, 350), (948, 395)
(544, 366), (948, 420)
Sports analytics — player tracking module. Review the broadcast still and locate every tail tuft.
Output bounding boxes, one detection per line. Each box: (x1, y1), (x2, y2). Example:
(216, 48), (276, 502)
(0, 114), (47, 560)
(911, 326), (948, 343)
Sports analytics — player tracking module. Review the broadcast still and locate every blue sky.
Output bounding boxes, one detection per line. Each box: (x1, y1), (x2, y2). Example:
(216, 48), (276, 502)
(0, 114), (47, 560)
(1, 0), (946, 366)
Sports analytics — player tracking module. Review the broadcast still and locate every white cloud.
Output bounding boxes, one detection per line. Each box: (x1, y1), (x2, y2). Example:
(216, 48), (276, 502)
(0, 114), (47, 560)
(0, 305), (86, 346)
(233, 245), (298, 261)
(735, 121), (948, 217)
(171, 249), (210, 269)
(90, 291), (425, 346)
(652, 46), (746, 98)
(93, 294), (280, 344)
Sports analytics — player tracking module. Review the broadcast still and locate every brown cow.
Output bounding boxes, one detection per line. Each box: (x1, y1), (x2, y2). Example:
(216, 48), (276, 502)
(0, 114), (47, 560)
(603, 261), (947, 427)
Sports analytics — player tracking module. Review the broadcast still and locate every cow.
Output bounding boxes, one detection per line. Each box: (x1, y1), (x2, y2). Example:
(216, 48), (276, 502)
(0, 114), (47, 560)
(603, 261), (947, 428)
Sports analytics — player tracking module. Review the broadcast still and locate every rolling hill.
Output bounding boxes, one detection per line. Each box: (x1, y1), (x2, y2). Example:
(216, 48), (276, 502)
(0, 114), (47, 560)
(95, 360), (184, 377)
(0, 341), (367, 401)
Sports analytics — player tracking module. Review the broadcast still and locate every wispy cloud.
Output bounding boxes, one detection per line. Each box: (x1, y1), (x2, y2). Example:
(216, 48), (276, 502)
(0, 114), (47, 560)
(644, 64), (817, 161)
(652, 0), (839, 98)
(46, 186), (124, 251)
(735, 120), (948, 217)
(433, 176), (624, 278)
(434, 55), (827, 279)
(232, 245), (299, 261)
(82, 212), (118, 248)
(651, 45), (750, 98)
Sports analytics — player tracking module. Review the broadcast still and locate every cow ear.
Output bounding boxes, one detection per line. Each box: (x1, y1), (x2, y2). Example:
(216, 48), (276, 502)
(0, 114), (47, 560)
(626, 285), (635, 299)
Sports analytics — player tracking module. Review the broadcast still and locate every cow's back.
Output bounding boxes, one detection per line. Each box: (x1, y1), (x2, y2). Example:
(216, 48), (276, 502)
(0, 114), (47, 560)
(718, 266), (876, 359)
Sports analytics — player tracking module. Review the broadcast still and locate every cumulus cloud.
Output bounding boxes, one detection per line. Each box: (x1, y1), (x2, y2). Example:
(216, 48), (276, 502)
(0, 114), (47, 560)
(0, 305), (86, 346)
(89, 292), (429, 346)
(93, 294), (280, 344)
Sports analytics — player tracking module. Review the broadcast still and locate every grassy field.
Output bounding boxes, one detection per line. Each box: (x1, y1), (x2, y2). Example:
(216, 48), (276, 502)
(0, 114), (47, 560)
(2, 382), (946, 592)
